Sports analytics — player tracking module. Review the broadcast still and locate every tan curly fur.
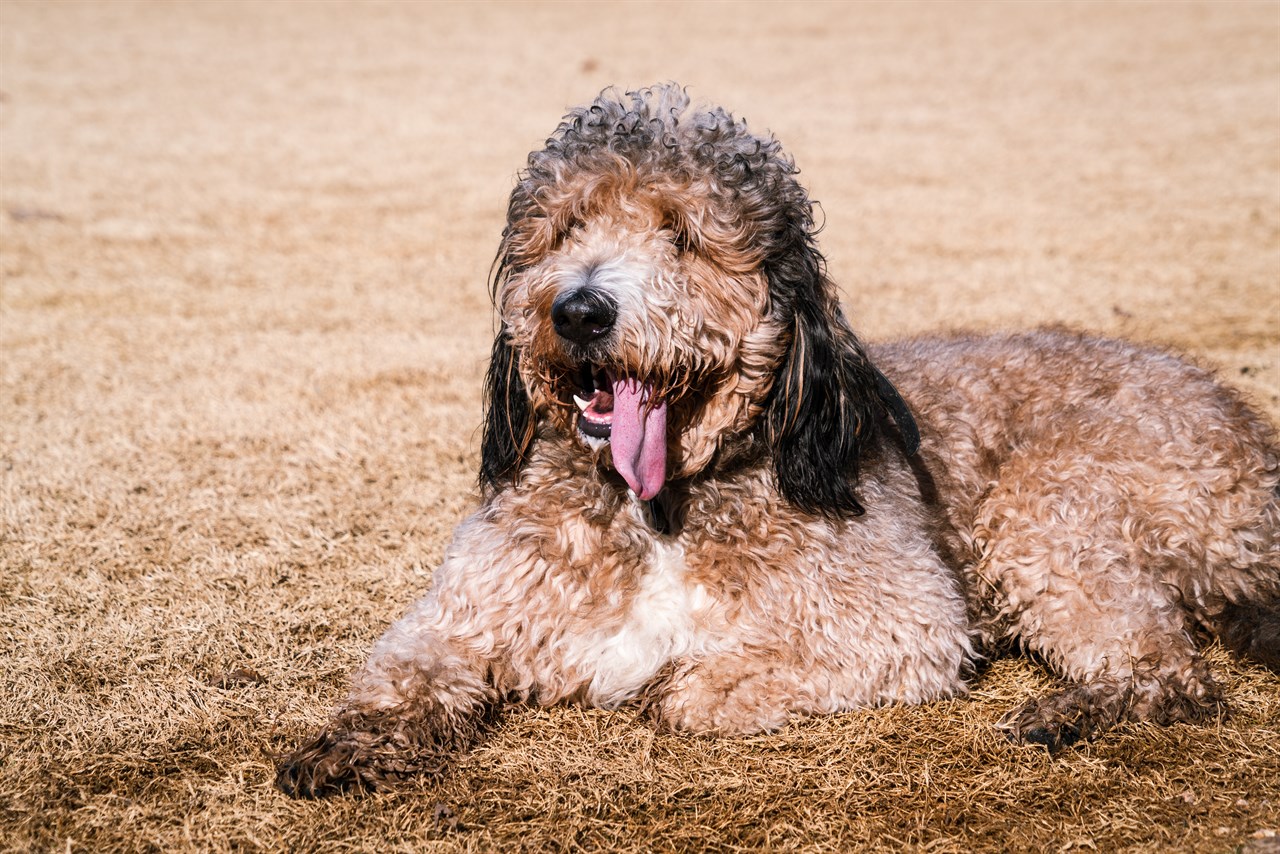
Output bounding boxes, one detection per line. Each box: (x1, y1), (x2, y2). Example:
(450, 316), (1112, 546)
(276, 84), (1280, 797)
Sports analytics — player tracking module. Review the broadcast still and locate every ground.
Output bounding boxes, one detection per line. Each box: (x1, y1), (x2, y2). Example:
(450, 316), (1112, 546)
(1, 1), (1278, 851)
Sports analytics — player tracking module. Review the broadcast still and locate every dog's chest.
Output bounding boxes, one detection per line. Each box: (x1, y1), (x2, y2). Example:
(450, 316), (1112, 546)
(562, 538), (708, 708)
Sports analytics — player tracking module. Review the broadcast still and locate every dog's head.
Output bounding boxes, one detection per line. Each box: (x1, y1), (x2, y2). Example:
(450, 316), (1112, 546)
(481, 84), (914, 515)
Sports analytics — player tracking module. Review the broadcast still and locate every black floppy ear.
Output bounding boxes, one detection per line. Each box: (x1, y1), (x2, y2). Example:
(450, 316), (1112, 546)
(479, 328), (533, 494)
(757, 166), (919, 516)
(765, 289), (886, 517)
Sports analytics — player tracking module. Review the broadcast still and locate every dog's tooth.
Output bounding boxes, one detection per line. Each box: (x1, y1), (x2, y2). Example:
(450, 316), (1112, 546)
(573, 394), (591, 411)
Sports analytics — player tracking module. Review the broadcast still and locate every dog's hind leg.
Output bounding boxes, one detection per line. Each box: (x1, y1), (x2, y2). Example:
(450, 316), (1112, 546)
(972, 459), (1226, 751)
(1217, 597), (1280, 672)
(1204, 486), (1280, 674)
(275, 601), (499, 798)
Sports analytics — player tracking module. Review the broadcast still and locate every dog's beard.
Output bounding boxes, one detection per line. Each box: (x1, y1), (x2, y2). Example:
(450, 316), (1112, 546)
(570, 363), (667, 499)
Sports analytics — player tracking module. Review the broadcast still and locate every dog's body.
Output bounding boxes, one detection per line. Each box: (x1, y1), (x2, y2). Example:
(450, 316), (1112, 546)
(278, 85), (1280, 797)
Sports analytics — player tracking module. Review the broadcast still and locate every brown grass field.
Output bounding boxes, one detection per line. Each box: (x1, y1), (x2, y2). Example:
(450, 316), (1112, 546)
(3, 1), (1279, 851)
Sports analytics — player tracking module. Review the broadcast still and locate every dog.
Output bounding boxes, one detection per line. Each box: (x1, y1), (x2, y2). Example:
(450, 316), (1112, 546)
(277, 84), (1280, 797)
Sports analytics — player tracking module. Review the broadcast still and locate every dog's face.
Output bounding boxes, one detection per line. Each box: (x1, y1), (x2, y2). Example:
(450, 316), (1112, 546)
(495, 150), (787, 498)
(482, 85), (898, 515)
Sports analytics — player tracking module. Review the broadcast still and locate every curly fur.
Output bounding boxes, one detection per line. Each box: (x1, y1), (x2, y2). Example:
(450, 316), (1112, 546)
(277, 84), (1280, 796)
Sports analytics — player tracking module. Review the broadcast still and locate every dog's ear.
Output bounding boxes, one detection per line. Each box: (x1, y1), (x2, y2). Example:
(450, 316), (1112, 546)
(480, 187), (539, 495)
(757, 164), (921, 517)
(479, 327), (534, 494)
(765, 287), (885, 517)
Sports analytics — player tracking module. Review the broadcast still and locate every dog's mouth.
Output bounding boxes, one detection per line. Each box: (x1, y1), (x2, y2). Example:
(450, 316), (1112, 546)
(570, 362), (667, 500)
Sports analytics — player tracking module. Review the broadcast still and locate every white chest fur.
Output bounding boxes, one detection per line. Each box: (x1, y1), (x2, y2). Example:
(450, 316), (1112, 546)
(567, 538), (707, 708)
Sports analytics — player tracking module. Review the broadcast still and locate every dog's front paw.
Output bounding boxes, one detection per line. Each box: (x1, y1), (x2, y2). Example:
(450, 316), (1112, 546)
(275, 726), (384, 798)
(644, 660), (795, 736)
(275, 706), (467, 798)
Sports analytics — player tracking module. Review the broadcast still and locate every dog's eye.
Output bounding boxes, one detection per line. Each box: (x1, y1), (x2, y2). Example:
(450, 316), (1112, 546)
(670, 228), (693, 254)
(548, 215), (582, 249)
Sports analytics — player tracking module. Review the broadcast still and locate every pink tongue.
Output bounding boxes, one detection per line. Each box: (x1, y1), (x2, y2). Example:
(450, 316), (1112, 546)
(609, 375), (667, 500)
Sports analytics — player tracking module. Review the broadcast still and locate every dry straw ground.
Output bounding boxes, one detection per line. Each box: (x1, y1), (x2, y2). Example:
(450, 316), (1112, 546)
(2, 1), (1279, 851)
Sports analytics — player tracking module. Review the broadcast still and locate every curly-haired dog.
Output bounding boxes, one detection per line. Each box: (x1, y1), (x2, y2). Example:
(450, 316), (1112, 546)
(277, 84), (1280, 797)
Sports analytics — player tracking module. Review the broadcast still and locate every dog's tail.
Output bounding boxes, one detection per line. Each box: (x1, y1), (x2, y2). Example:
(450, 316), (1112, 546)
(1217, 598), (1280, 673)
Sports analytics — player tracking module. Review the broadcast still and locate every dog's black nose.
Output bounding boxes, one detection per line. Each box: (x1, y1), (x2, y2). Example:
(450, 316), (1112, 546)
(551, 288), (617, 345)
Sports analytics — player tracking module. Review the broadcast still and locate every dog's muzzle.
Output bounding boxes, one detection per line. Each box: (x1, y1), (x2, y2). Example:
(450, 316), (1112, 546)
(552, 288), (666, 500)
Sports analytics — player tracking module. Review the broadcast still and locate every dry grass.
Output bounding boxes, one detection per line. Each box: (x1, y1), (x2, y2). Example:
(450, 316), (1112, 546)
(2, 1), (1279, 851)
